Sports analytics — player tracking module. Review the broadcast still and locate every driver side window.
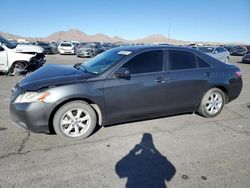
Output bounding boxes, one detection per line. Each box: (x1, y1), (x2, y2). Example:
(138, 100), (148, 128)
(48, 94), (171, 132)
(122, 50), (163, 74)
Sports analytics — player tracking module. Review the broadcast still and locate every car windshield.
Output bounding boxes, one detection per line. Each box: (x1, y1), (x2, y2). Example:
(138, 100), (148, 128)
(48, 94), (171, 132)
(84, 43), (95, 48)
(61, 43), (72, 47)
(77, 49), (132, 74)
(0, 36), (17, 49)
(38, 42), (49, 46)
(198, 47), (215, 53)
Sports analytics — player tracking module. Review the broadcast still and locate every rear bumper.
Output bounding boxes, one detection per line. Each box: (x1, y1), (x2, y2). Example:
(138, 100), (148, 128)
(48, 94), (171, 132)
(227, 77), (243, 103)
(9, 102), (53, 133)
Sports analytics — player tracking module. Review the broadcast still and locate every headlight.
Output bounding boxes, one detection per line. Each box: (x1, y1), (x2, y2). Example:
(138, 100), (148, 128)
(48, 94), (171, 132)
(14, 92), (50, 103)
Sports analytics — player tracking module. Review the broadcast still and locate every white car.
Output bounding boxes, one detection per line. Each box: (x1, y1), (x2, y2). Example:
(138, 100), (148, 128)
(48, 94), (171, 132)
(57, 42), (75, 55)
(198, 46), (230, 63)
(0, 36), (45, 75)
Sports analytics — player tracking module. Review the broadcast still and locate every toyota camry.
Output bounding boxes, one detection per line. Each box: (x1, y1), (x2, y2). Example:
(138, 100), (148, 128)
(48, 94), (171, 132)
(10, 46), (242, 140)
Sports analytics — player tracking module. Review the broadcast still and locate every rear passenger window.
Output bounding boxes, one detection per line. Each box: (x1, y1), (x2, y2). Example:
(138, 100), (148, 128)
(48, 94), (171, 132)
(168, 50), (197, 70)
(122, 50), (163, 74)
(197, 57), (211, 68)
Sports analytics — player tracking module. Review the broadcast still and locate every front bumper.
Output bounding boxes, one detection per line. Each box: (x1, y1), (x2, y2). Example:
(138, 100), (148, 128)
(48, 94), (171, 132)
(26, 55), (45, 71)
(77, 51), (92, 57)
(230, 52), (245, 56)
(9, 102), (53, 133)
(59, 49), (75, 54)
(242, 57), (250, 63)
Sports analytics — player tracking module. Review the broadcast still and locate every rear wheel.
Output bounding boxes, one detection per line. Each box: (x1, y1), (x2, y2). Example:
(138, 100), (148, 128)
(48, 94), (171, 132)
(224, 57), (229, 63)
(197, 88), (225, 117)
(53, 101), (97, 140)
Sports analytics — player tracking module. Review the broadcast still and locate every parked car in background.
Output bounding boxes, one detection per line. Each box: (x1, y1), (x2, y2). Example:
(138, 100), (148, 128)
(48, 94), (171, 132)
(223, 45), (234, 52)
(198, 46), (230, 63)
(10, 45), (242, 139)
(244, 45), (250, 53)
(102, 43), (114, 51)
(57, 42), (75, 55)
(36, 41), (53, 54)
(242, 53), (250, 63)
(74, 42), (87, 54)
(230, 46), (248, 56)
(76, 42), (104, 57)
(0, 36), (45, 75)
(49, 42), (59, 54)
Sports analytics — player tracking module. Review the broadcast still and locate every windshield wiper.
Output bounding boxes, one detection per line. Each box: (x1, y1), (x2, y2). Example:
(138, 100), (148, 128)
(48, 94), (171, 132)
(73, 63), (81, 69)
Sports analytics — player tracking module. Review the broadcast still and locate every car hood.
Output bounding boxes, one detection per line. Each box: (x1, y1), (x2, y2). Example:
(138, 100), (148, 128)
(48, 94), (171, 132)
(78, 47), (92, 51)
(14, 44), (44, 53)
(59, 46), (74, 50)
(39, 45), (51, 49)
(18, 64), (94, 91)
(204, 52), (215, 57)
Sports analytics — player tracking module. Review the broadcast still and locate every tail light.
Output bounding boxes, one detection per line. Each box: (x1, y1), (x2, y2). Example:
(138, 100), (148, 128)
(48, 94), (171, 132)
(235, 71), (242, 78)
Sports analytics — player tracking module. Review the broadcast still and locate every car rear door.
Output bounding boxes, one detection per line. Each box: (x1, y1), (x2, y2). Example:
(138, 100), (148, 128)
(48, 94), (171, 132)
(104, 50), (166, 123)
(163, 50), (215, 113)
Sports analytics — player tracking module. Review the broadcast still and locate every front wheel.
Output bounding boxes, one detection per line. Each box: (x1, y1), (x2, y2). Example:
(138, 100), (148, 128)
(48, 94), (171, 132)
(8, 62), (26, 76)
(53, 101), (97, 140)
(197, 88), (225, 118)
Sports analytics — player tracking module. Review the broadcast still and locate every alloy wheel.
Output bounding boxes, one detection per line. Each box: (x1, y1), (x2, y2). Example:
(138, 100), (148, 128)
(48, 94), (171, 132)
(60, 108), (91, 137)
(205, 92), (223, 115)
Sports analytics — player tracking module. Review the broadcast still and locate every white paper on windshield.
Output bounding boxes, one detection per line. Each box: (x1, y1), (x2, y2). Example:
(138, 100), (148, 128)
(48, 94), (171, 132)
(118, 51), (132, 55)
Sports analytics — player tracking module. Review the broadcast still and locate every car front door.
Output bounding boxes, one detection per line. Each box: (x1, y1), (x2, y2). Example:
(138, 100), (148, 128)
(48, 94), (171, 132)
(104, 50), (166, 123)
(163, 50), (215, 113)
(0, 45), (8, 71)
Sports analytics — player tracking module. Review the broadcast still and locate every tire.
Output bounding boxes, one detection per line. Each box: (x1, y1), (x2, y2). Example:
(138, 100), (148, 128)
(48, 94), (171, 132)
(197, 88), (225, 118)
(9, 62), (26, 76)
(53, 101), (97, 140)
(224, 57), (229, 63)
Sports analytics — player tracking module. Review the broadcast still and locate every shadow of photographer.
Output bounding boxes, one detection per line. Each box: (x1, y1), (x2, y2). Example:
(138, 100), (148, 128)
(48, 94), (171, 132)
(115, 133), (176, 188)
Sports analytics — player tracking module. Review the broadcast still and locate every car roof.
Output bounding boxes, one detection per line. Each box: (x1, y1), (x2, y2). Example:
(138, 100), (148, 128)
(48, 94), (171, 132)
(112, 45), (199, 53)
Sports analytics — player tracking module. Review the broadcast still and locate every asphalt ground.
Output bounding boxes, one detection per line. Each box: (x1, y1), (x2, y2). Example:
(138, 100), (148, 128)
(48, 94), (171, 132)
(0, 54), (249, 188)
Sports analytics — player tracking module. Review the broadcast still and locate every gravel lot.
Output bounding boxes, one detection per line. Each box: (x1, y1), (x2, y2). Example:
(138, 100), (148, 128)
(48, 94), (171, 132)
(0, 54), (250, 188)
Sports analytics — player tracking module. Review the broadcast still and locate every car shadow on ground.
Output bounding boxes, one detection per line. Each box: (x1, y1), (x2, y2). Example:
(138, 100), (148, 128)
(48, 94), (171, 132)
(115, 133), (176, 188)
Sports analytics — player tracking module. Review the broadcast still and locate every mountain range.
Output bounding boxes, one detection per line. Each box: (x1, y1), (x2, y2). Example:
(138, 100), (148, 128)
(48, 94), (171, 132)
(0, 29), (236, 45)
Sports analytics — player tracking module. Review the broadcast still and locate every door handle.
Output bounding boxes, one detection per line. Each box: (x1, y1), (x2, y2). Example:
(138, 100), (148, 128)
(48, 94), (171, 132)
(155, 77), (165, 83)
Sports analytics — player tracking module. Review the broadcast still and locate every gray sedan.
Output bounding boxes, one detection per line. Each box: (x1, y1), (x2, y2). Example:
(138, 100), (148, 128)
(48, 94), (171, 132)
(10, 46), (242, 140)
(198, 46), (230, 63)
(242, 53), (250, 63)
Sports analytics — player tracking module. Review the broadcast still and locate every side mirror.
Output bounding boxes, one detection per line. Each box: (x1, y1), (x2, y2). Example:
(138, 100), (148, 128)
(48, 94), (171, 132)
(214, 51), (218, 54)
(113, 67), (130, 79)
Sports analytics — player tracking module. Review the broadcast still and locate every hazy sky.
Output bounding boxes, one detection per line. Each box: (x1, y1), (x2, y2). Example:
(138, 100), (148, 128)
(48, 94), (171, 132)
(1, 0), (250, 43)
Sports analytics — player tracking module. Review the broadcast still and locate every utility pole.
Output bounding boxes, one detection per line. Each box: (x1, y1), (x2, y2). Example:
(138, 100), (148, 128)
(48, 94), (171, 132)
(168, 18), (171, 43)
